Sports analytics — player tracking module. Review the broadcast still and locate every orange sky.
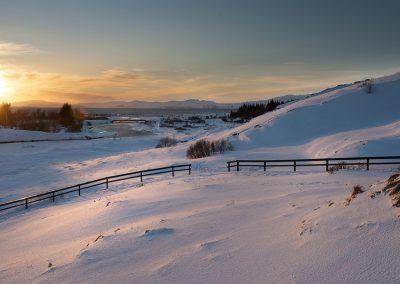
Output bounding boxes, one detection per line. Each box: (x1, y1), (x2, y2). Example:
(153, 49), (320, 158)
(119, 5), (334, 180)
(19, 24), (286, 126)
(1, 1), (399, 104)
(0, 63), (382, 104)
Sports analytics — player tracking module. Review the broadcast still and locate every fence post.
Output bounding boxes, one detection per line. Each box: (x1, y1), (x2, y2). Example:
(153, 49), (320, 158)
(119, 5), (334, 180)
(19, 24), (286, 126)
(78, 184), (81, 196)
(227, 162), (231, 172)
(172, 166), (175, 177)
(25, 198), (28, 209)
(52, 192), (55, 202)
(294, 160), (297, 172)
(236, 161), (239, 172)
(140, 171), (143, 182)
(325, 159), (329, 171)
(264, 161), (266, 171)
(189, 165), (191, 175)
(106, 178), (109, 189)
(366, 158), (370, 171)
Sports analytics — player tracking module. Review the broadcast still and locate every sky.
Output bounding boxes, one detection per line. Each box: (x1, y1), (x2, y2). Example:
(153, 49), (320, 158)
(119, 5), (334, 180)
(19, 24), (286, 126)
(0, 0), (399, 104)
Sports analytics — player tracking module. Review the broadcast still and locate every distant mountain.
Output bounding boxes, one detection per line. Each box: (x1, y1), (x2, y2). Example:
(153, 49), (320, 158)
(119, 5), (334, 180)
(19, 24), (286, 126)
(12, 100), (63, 108)
(9, 96), (310, 109)
(78, 99), (234, 109)
(12, 83), (354, 109)
(77, 95), (308, 109)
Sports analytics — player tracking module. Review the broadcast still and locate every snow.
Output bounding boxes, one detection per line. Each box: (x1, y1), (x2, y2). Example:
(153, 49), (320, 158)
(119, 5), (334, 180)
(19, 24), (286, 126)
(1, 72), (400, 283)
(0, 127), (115, 143)
(1, 170), (399, 283)
(214, 76), (400, 151)
(304, 120), (400, 158)
(0, 128), (86, 143)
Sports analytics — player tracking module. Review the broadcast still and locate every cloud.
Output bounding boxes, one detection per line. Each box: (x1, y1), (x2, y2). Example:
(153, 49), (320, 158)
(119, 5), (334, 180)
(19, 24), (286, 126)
(3, 65), (365, 104)
(101, 68), (139, 81)
(0, 41), (41, 56)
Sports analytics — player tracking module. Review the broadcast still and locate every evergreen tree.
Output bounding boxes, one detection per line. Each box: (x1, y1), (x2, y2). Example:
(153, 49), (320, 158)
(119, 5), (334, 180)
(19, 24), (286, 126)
(229, 100), (282, 121)
(59, 103), (75, 127)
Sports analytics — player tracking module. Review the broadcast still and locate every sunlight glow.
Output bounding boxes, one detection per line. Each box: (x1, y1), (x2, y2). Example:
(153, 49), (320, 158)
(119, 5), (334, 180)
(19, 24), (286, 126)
(0, 75), (8, 98)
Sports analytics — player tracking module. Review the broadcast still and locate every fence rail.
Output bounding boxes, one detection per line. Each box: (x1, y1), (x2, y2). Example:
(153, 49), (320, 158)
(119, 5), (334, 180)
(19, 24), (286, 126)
(0, 164), (191, 213)
(227, 156), (400, 172)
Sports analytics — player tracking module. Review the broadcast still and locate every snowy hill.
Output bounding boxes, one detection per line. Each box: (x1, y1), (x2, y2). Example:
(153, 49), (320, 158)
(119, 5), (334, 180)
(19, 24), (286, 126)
(214, 73), (400, 158)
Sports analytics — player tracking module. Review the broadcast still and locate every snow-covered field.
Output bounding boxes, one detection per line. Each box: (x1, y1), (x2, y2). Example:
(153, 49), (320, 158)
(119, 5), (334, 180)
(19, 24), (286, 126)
(0, 128), (95, 143)
(1, 170), (399, 283)
(1, 73), (400, 283)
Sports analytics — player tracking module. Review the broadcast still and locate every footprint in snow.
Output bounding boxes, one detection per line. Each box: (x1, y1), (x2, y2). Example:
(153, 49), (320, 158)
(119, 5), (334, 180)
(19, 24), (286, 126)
(355, 221), (377, 230)
(299, 219), (314, 236)
(142, 228), (174, 239)
(200, 240), (221, 250)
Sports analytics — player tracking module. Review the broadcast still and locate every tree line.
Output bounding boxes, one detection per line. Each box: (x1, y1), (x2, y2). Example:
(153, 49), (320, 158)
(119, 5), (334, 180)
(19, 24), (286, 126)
(229, 100), (283, 121)
(0, 103), (84, 132)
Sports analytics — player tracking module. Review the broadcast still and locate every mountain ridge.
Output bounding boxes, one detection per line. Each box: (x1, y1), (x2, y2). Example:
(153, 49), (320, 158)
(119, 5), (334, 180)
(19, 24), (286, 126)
(11, 82), (357, 109)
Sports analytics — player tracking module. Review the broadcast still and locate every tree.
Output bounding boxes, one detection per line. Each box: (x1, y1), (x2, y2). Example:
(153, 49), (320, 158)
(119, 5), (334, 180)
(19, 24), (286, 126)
(74, 108), (85, 122)
(59, 103), (75, 128)
(229, 100), (282, 121)
(0, 103), (12, 127)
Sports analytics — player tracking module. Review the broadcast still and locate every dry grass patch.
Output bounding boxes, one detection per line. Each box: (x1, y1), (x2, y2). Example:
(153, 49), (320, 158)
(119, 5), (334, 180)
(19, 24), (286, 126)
(186, 138), (233, 159)
(382, 173), (400, 207)
(156, 137), (178, 148)
(328, 162), (366, 174)
(327, 162), (348, 174)
(383, 174), (400, 191)
(344, 185), (364, 206)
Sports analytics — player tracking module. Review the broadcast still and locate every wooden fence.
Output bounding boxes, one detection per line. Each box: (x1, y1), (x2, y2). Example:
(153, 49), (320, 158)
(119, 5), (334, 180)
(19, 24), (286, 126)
(227, 156), (400, 172)
(0, 164), (191, 212)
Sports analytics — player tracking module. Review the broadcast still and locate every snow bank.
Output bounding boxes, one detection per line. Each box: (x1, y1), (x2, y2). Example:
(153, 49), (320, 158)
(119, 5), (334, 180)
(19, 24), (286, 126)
(1, 170), (399, 283)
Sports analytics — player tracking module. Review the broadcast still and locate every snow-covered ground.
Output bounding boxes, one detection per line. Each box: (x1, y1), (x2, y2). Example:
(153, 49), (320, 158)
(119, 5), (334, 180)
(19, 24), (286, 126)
(0, 118), (234, 201)
(0, 112), (232, 144)
(1, 73), (400, 283)
(212, 74), (400, 153)
(1, 170), (399, 283)
(0, 128), (95, 143)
